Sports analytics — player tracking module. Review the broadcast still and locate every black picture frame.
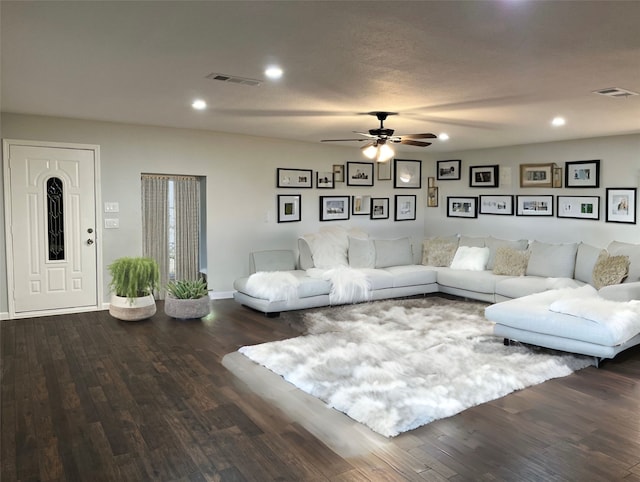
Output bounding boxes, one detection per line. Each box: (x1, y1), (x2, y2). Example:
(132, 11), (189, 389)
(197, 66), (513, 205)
(277, 168), (313, 188)
(557, 196), (600, 220)
(447, 196), (478, 218)
(437, 160), (461, 180)
(606, 188), (637, 224)
(371, 198), (389, 219)
(394, 159), (422, 188)
(316, 171), (335, 189)
(346, 161), (374, 186)
(516, 195), (554, 216)
(277, 194), (301, 223)
(469, 165), (499, 188)
(479, 195), (514, 215)
(394, 195), (417, 221)
(319, 196), (350, 221)
(565, 160), (600, 188)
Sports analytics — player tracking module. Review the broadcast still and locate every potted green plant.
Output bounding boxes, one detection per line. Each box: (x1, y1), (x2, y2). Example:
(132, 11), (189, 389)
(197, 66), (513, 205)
(164, 278), (210, 319)
(108, 257), (159, 321)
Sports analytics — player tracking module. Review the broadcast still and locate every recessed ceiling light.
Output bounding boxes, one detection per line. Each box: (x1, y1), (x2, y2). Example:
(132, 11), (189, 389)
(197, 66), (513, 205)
(192, 99), (207, 110)
(551, 116), (566, 127)
(265, 65), (283, 80)
(439, 133), (450, 141)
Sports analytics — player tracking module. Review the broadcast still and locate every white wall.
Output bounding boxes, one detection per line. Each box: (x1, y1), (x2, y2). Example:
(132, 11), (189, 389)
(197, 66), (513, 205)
(421, 134), (640, 247)
(2, 113), (638, 317)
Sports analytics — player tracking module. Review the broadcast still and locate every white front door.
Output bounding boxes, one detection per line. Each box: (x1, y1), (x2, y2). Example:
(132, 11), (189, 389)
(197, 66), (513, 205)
(4, 141), (100, 318)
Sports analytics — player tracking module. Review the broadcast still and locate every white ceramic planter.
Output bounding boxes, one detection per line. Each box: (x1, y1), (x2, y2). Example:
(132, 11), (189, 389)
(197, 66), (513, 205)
(164, 295), (211, 319)
(109, 294), (157, 321)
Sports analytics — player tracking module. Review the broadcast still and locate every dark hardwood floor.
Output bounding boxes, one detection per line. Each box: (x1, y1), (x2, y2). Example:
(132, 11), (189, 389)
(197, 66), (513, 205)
(2, 297), (640, 481)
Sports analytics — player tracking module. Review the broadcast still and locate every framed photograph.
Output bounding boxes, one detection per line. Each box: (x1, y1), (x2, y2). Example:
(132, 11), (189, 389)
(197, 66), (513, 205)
(519, 163), (555, 188)
(333, 164), (344, 183)
(395, 195), (417, 221)
(319, 196), (350, 221)
(565, 160), (600, 188)
(352, 195), (372, 215)
(437, 160), (461, 180)
(277, 194), (301, 223)
(316, 171), (334, 189)
(516, 195), (554, 216)
(277, 168), (313, 188)
(370, 198), (389, 220)
(553, 167), (563, 188)
(447, 196), (478, 218)
(469, 165), (499, 188)
(557, 196), (600, 220)
(479, 195), (514, 215)
(427, 187), (438, 207)
(378, 161), (392, 181)
(394, 159), (422, 188)
(428, 176), (435, 187)
(346, 161), (374, 186)
(606, 188), (637, 224)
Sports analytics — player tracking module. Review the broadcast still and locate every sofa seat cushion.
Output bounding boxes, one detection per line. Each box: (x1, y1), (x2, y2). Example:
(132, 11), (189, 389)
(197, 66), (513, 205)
(234, 270), (331, 299)
(357, 268), (395, 290)
(382, 265), (437, 288)
(436, 269), (506, 294)
(495, 276), (584, 300)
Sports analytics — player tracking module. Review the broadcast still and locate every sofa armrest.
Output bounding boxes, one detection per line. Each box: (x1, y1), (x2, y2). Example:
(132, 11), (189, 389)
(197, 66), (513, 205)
(250, 250), (297, 274)
(598, 281), (640, 301)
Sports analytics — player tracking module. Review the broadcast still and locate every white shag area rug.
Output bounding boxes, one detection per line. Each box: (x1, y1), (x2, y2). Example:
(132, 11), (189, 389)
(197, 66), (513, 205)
(239, 297), (592, 437)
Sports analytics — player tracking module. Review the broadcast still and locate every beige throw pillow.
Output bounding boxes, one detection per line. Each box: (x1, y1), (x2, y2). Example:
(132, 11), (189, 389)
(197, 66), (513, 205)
(422, 237), (459, 267)
(592, 252), (630, 289)
(492, 247), (530, 276)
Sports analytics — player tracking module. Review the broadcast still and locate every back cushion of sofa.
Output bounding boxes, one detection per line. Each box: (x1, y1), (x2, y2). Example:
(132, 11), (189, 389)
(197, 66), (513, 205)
(348, 237), (376, 268)
(607, 241), (640, 283)
(251, 250), (297, 273)
(374, 237), (413, 268)
(485, 236), (529, 270)
(526, 241), (578, 278)
(458, 235), (488, 247)
(298, 238), (314, 270)
(574, 243), (604, 285)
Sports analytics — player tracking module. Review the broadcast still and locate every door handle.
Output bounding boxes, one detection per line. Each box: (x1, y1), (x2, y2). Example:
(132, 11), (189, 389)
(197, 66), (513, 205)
(87, 239), (94, 245)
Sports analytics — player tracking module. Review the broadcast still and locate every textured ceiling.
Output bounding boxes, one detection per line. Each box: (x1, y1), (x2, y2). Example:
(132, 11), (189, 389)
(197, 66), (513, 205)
(2, 1), (639, 153)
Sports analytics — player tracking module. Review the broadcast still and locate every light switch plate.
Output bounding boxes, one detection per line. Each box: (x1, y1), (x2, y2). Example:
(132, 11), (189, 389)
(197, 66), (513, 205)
(104, 218), (119, 229)
(104, 202), (119, 213)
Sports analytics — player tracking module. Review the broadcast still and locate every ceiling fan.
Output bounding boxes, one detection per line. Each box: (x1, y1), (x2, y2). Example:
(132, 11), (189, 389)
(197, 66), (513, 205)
(321, 111), (437, 162)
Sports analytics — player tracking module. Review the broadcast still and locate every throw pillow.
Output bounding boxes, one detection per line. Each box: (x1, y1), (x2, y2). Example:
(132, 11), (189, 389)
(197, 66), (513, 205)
(492, 247), (530, 276)
(485, 236), (529, 270)
(374, 237), (413, 268)
(592, 251), (630, 289)
(607, 241), (640, 283)
(348, 237), (375, 269)
(422, 237), (459, 267)
(449, 246), (490, 271)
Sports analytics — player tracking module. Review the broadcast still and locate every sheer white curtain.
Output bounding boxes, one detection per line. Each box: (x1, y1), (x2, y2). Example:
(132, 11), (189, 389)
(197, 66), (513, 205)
(141, 175), (169, 299)
(174, 176), (200, 281)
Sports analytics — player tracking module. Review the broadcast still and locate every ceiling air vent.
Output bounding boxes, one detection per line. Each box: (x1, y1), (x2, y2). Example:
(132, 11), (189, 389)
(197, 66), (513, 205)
(205, 72), (262, 87)
(593, 87), (639, 98)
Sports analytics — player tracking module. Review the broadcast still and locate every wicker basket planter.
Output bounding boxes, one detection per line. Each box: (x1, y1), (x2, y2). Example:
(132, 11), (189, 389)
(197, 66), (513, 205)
(109, 294), (157, 321)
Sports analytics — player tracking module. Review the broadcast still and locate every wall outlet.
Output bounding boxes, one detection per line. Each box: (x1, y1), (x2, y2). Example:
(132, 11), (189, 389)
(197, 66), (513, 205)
(104, 202), (119, 213)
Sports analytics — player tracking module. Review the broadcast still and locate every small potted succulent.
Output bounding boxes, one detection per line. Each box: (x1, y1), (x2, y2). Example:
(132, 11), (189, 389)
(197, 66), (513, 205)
(108, 257), (159, 321)
(164, 278), (210, 319)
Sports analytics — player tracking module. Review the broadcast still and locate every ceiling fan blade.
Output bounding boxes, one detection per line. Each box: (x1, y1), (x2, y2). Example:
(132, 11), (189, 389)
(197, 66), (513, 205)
(321, 138), (370, 142)
(353, 131), (377, 138)
(400, 139), (432, 147)
(400, 133), (437, 139)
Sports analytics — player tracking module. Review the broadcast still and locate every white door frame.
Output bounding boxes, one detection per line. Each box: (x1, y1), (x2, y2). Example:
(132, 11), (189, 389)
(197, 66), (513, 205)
(3, 139), (103, 319)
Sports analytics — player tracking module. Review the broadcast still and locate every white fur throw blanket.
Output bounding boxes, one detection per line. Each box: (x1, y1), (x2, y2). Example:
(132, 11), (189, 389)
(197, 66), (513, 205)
(308, 266), (371, 304)
(246, 271), (300, 302)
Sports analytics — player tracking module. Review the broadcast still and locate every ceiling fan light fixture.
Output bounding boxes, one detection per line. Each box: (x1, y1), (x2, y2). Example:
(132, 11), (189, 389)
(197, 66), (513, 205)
(377, 143), (395, 163)
(362, 143), (378, 159)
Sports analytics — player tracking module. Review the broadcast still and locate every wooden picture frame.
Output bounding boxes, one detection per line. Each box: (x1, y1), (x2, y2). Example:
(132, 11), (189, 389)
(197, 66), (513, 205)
(277, 168), (313, 188)
(394, 159), (422, 188)
(516, 195), (554, 216)
(319, 196), (350, 221)
(479, 195), (514, 215)
(606, 188), (636, 224)
(277, 194), (301, 223)
(394, 195), (417, 221)
(447, 196), (478, 218)
(427, 187), (438, 207)
(346, 161), (374, 186)
(332, 164), (344, 182)
(469, 165), (499, 188)
(557, 196), (600, 220)
(437, 160), (461, 180)
(371, 197), (389, 219)
(519, 163), (555, 188)
(565, 160), (600, 188)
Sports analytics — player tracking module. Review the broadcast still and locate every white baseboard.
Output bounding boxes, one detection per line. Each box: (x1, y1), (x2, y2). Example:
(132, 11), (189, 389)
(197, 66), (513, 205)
(0, 312), (9, 321)
(209, 290), (234, 300)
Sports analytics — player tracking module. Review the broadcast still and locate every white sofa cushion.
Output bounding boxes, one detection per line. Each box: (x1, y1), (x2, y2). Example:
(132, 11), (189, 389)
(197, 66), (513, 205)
(437, 269), (503, 294)
(450, 246), (490, 271)
(495, 276), (583, 300)
(458, 235), (487, 247)
(250, 249), (296, 273)
(374, 237), (413, 268)
(526, 241), (578, 278)
(348, 237), (375, 268)
(607, 241), (640, 283)
(574, 242), (603, 285)
(383, 265), (438, 288)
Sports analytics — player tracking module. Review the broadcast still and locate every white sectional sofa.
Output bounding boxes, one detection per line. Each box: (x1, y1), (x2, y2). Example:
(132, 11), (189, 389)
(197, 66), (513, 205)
(233, 227), (640, 361)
